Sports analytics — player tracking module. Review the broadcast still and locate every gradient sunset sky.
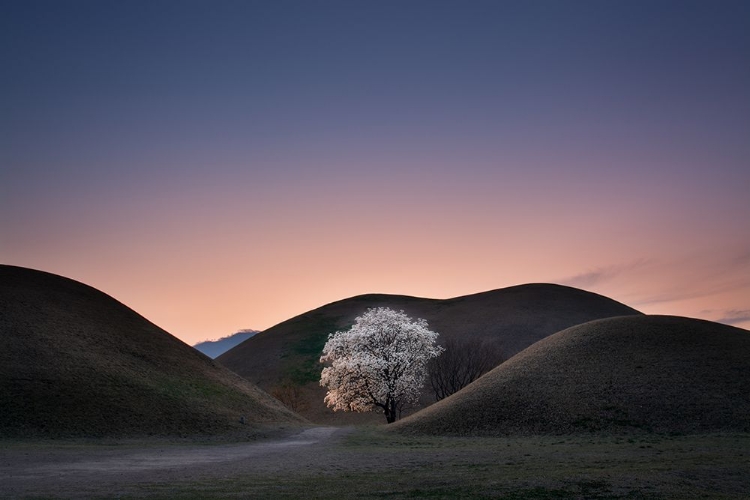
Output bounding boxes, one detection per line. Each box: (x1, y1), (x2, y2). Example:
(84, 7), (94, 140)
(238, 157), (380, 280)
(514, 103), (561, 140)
(2, 1), (749, 344)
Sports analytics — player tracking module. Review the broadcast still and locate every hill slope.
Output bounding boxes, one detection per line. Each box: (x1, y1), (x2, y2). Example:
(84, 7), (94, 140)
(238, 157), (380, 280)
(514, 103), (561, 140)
(392, 315), (750, 435)
(218, 284), (641, 423)
(0, 265), (305, 438)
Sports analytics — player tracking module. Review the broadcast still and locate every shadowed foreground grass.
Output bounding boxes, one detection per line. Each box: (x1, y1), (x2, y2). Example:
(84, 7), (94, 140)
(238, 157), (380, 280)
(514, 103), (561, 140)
(99, 428), (749, 499)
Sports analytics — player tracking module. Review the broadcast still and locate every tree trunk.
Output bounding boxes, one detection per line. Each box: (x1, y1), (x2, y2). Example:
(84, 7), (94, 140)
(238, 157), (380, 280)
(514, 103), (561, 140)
(384, 398), (397, 423)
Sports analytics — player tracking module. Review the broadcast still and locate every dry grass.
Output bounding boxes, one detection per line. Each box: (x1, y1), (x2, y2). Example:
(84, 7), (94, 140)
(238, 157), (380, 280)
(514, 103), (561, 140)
(392, 315), (750, 436)
(218, 284), (641, 424)
(0, 265), (305, 439)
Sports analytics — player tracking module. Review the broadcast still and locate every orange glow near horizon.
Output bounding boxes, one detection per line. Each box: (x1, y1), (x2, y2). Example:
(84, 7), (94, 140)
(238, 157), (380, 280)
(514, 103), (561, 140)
(3, 2), (749, 343)
(4, 169), (748, 344)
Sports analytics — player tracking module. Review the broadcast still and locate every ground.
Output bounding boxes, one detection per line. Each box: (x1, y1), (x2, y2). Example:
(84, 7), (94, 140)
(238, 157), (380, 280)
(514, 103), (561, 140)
(1, 427), (748, 499)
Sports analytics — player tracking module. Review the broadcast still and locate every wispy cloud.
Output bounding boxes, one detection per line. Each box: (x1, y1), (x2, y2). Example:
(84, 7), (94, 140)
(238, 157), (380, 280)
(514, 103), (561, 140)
(630, 249), (750, 307)
(557, 250), (750, 325)
(633, 277), (750, 307)
(560, 259), (651, 289)
(716, 309), (750, 326)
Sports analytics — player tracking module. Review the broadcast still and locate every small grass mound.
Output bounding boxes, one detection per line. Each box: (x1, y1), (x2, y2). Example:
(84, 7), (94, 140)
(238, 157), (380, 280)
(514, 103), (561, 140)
(0, 265), (305, 438)
(393, 315), (750, 436)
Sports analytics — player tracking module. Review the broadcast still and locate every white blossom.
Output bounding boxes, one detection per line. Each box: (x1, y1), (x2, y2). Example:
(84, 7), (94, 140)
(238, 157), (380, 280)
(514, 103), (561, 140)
(320, 307), (443, 423)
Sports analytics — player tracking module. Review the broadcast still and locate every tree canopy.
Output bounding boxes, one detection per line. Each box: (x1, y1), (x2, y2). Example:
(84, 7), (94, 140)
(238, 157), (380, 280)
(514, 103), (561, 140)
(319, 307), (443, 423)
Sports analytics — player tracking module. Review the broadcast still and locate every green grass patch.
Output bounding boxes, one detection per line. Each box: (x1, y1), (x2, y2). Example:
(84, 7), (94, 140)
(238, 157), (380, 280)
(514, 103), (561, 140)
(281, 313), (349, 385)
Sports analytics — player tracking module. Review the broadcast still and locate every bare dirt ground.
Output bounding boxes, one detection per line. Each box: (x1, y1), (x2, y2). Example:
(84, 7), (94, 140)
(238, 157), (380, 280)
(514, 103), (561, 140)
(1, 427), (749, 499)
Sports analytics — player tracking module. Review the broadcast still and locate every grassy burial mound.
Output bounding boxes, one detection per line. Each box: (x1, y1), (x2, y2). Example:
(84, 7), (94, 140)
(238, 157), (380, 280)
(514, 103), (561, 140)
(392, 315), (750, 436)
(0, 265), (305, 438)
(218, 284), (641, 423)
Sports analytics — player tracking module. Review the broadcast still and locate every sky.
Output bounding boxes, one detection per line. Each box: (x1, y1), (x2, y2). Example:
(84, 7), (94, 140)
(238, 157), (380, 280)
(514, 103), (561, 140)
(2, 0), (749, 344)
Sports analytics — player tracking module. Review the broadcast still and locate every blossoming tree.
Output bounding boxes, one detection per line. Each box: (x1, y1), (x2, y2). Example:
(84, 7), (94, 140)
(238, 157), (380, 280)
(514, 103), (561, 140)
(319, 307), (443, 423)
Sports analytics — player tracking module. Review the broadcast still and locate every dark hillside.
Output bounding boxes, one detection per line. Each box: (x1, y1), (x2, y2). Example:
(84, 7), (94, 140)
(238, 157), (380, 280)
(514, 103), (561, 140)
(219, 284), (641, 423)
(0, 265), (305, 438)
(392, 315), (750, 435)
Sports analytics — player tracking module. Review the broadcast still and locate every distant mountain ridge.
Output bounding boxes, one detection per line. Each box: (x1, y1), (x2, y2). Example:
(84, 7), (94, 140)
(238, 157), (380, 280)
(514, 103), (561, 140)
(218, 283), (642, 424)
(0, 265), (305, 438)
(194, 330), (258, 358)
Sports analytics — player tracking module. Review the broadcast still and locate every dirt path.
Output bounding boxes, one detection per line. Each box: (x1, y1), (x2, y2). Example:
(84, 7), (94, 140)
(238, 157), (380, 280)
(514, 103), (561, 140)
(0, 426), (348, 498)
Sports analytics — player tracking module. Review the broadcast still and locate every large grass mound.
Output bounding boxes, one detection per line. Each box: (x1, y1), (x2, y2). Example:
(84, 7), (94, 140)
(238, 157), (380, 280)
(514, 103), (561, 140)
(0, 265), (305, 438)
(392, 315), (750, 435)
(218, 284), (640, 423)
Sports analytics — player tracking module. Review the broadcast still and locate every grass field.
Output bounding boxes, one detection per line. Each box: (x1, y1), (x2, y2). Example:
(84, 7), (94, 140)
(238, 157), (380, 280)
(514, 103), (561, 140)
(5, 427), (748, 499)
(141, 431), (750, 499)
